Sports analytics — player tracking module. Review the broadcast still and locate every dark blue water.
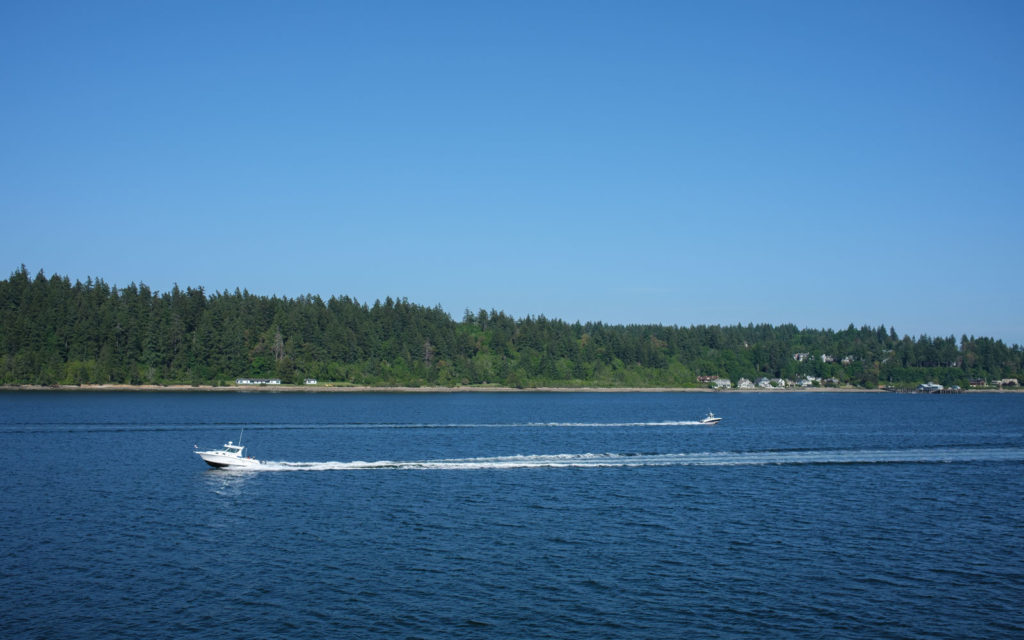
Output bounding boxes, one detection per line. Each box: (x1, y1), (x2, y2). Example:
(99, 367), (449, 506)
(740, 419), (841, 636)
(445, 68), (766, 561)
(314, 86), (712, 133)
(1, 391), (1022, 638)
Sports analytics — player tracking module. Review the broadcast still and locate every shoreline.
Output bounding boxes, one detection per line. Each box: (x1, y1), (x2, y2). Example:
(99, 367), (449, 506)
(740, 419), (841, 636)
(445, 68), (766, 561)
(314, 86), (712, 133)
(0, 383), (954, 393)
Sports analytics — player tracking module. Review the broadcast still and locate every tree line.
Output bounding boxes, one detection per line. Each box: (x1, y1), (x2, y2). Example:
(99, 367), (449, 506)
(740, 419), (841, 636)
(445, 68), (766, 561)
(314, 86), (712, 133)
(1, 266), (1021, 388)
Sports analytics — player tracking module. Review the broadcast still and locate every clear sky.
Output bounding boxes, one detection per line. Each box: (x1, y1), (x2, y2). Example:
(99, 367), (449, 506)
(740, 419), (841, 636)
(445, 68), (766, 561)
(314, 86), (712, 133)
(2, 1), (1022, 344)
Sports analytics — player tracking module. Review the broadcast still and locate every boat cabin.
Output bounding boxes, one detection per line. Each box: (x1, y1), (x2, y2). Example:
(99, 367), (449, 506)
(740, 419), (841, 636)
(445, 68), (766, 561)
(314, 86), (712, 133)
(222, 442), (245, 457)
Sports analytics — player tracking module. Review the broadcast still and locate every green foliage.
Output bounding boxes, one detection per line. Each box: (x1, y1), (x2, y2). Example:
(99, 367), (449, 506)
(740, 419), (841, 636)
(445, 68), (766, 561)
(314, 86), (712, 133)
(1, 266), (1021, 388)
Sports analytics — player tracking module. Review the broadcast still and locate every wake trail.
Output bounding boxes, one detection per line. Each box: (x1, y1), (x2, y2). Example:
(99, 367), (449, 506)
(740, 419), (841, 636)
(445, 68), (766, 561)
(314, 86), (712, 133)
(244, 446), (1024, 472)
(527, 421), (706, 427)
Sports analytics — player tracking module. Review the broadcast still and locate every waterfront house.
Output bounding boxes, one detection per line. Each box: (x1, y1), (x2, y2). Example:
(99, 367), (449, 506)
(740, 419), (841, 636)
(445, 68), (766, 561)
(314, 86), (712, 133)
(236, 378), (281, 385)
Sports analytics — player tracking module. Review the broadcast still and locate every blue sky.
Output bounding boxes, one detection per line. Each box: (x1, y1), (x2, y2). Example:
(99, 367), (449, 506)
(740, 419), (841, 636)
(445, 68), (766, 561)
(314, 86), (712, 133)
(2, 1), (1022, 344)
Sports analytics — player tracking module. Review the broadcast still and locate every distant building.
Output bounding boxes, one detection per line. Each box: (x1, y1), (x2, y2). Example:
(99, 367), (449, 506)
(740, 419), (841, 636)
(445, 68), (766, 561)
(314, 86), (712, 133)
(236, 378), (281, 385)
(998, 378), (1020, 387)
(304, 378), (318, 385)
(793, 353), (810, 362)
(820, 354), (835, 363)
(737, 378), (755, 389)
(917, 382), (944, 392)
(755, 377), (772, 389)
(711, 378), (732, 389)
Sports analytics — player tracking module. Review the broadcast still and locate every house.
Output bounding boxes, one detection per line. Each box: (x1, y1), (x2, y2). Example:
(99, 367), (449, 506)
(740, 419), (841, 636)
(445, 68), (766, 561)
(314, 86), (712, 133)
(304, 378), (318, 385)
(737, 378), (755, 389)
(917, 382), (943, 393)
(711, 378), (732, 389)
(820, 354), (835, 363)
(841, 355), (855, 365)
(998, 378), (1020, 387)
(793, 353), (810, 362)
(236, 378), (281, 386)
(773, 378), (787, 388)
(755, 377), (772, 389)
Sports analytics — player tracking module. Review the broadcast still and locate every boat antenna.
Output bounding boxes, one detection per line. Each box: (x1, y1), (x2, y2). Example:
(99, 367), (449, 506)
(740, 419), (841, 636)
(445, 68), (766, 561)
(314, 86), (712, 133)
(238, 429), (244, 447)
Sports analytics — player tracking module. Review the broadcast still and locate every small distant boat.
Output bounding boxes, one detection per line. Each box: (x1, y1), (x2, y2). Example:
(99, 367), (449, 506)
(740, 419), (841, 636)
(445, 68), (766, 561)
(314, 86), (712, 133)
(195, 432), (262, 469)
(699, 411), (722, 425)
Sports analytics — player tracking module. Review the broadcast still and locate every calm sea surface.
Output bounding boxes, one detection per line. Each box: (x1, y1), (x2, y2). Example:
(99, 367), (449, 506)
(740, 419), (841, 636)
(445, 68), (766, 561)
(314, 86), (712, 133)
(1, 391), (1022, 638)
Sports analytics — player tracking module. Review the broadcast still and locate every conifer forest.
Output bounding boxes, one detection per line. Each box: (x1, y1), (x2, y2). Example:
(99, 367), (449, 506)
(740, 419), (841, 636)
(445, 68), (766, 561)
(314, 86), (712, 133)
(2, 267), (1021, 389)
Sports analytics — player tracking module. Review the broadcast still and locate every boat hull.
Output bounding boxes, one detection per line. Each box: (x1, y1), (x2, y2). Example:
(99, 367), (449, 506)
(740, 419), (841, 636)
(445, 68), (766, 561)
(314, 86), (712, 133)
(195, 451), (262, 468)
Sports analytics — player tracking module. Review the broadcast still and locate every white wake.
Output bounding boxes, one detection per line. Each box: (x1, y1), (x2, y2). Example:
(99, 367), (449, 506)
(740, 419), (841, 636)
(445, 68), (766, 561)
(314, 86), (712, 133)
(245, 447), (1024, 472)
(526, 421), (707, 427)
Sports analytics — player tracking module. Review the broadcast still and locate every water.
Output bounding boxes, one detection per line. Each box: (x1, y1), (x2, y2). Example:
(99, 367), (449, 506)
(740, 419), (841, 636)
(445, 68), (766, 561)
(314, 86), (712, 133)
(1, 391), (1022, 638)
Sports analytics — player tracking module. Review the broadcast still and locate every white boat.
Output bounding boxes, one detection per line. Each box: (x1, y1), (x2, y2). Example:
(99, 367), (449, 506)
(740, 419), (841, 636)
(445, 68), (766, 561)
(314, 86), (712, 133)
(699, 411), (722, 425)
(195, 435), (262, 469)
